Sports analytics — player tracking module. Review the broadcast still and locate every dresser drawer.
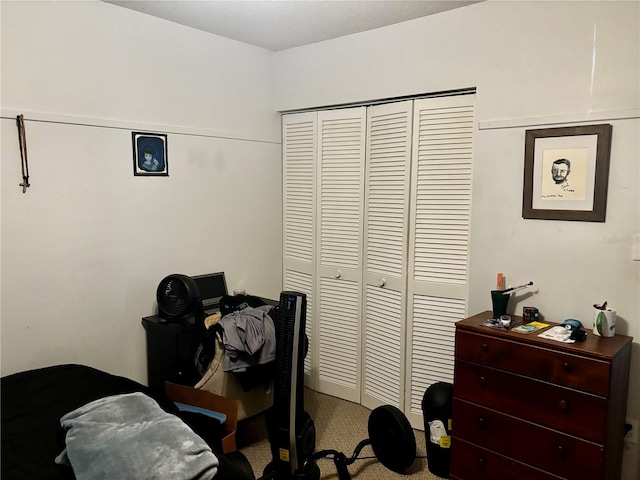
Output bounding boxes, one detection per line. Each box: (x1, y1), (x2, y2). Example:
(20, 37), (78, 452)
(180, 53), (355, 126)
(453, 398), (603, 479)
(454, 359), (607, 443)
(450, 437), (564, 480)
(455, 330), (611, 396)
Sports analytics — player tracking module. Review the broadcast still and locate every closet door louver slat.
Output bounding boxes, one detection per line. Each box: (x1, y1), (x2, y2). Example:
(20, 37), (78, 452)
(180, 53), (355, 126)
(283, 114), (316, 265)
(319, 116), (363, 270)
(409, 295), (463, 412)
(363, 285), (403, 407)
(317, 276), (360, 398)
(361, 101), (413, 411)
(283, 112), (317, 387)
(284, 269), (315, 381)
(315, 108), (366, 403)
(405, 95), (475, 427)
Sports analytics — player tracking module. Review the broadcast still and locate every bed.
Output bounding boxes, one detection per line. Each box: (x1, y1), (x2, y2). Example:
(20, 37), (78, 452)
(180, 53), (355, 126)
(1, 364), (255, 480)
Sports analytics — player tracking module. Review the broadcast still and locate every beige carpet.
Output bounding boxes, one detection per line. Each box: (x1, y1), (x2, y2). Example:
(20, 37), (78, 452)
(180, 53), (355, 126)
(237, 389), (447, 480)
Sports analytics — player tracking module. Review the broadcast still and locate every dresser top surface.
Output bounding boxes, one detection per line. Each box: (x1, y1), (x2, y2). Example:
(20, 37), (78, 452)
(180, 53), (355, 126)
(458, 311), (632, 359)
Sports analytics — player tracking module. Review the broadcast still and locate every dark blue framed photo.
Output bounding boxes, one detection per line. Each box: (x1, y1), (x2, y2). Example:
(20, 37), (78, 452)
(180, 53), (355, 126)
(132, 132), (168, 176)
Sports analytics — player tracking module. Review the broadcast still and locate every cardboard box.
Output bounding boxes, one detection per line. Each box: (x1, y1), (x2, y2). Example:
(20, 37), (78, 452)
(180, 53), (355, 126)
(164, 382), (239, 453)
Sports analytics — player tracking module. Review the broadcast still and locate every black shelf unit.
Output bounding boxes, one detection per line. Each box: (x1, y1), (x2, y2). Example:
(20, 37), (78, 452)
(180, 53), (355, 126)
(141, 315), (204, 393)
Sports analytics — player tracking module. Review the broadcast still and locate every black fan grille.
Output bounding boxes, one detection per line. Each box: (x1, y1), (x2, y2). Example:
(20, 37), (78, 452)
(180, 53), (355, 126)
(368, 405), (416, 473)
(157, 274), (196, 318)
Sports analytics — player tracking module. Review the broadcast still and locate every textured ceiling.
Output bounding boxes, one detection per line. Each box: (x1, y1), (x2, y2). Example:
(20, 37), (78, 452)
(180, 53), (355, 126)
(104, 1), (482, 51)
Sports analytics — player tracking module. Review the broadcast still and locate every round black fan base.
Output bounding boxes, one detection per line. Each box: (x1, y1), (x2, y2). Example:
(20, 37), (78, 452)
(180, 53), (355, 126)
(303, 461), (320, 479)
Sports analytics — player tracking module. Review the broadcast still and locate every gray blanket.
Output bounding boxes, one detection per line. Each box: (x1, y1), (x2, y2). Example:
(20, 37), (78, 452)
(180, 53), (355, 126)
(55, 392), (219, 480)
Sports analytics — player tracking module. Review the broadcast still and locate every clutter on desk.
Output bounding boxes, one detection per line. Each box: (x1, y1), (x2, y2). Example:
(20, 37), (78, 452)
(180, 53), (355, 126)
(481, 317), (522, 330)
(561, 318), (588, 341)
(490, 289), (509, 319)
(570, 329), (587, 342)
(511, 321), (549, 334)
(538, 325), (575, 343)
(593, 302), (616, 337)
(522, 306), (539, 323)
(561, 318), (583, 331)
(500, 281), (534, 295)
(491, 274), (535, 319)
(482, 318), (507, 329)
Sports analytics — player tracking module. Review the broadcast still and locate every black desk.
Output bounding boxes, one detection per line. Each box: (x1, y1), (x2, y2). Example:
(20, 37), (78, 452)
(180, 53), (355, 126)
(142, 297), (278, 392)
(141, 315), (204, 392)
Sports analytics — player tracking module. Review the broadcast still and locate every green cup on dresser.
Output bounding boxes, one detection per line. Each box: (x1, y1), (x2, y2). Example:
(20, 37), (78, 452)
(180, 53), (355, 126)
(491, 290), (509, 319)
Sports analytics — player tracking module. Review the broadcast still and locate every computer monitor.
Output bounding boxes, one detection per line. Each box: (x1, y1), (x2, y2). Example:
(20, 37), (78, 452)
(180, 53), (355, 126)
(192, 272), (227, 312)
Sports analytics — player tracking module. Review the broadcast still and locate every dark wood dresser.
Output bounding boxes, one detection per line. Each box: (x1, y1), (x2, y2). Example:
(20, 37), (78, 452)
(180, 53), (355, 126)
(450, 311), (632, 480)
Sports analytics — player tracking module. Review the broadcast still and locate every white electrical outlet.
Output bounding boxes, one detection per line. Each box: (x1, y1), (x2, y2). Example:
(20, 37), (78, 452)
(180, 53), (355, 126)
(625, 418), (638, 444)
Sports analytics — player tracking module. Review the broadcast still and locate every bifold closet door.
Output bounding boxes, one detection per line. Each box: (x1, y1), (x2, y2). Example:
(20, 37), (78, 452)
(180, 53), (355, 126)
(282, 112), (317, 387)
(405, 94), (475, 428)
(361, 101), (413, 411)
(315, 107), (366, 403)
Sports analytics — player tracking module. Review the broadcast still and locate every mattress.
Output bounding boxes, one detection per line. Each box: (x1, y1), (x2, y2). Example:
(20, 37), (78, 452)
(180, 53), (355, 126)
(1, 364), (179, 480)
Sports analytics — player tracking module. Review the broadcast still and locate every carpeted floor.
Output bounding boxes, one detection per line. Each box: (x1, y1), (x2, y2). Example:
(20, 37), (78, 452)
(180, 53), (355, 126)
(237, 388), (447, 479)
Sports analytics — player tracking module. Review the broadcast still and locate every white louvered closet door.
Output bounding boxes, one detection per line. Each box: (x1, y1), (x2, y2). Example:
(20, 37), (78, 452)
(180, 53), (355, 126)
(405, 94), (475, 428)
(315, 107), (366, 403)
(282, 112), (317, 387)
(361, 101), (413, 411)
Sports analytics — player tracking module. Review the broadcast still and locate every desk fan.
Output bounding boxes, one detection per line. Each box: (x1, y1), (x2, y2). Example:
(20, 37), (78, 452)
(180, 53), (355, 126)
(156, 274), (205, 327)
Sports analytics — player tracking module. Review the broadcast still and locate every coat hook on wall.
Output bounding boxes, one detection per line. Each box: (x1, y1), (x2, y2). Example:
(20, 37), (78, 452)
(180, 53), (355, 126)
(17, 114), (30, 193)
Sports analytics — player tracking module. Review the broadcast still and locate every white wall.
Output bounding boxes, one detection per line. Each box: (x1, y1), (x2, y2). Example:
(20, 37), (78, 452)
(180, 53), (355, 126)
(273, 1), (639, 477)
(1, 1), (283, 384)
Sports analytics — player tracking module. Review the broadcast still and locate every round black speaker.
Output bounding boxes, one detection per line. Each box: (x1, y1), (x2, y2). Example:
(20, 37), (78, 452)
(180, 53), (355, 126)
(367, 405), (416, 473)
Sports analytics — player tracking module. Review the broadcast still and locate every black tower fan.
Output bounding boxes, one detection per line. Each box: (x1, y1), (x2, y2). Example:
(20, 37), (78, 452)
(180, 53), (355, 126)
(156, 274), (205, 328)
(260, 291), (416, 480)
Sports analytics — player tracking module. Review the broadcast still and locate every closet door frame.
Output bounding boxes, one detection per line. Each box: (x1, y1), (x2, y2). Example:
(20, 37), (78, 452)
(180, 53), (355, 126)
(281, 91), (476, 426)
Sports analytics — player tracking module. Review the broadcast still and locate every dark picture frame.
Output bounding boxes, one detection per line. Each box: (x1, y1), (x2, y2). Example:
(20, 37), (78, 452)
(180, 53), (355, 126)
(522, 124), (612, 222)
(132, 132), (168, 176)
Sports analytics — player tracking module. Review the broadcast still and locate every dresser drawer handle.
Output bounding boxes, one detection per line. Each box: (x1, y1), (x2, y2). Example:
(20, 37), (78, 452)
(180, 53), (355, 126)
(558, 400), (569, 411)
(563, 362), (572, 373)
(477, 416), (488, 430)
(555, 444), (567, 458)
(478, 376), (487, 387)
(481, 343), (489, 352)
(476, 457), (486, 470)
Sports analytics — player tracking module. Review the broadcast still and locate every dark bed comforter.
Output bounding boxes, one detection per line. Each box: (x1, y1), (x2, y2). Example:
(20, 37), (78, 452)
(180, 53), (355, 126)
(1, 364), (254, 480)
(1, 364), (179, 480)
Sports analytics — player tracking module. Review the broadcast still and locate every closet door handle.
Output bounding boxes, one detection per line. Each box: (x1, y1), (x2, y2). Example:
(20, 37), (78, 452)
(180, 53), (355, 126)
(334, 270), (342, 279)
(378, 278), (386, 287)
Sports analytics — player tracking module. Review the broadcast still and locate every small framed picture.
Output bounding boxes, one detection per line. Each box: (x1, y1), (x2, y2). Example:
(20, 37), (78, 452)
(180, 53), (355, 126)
(132, 132), (168, 176)
(522, 124), (612, 222)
